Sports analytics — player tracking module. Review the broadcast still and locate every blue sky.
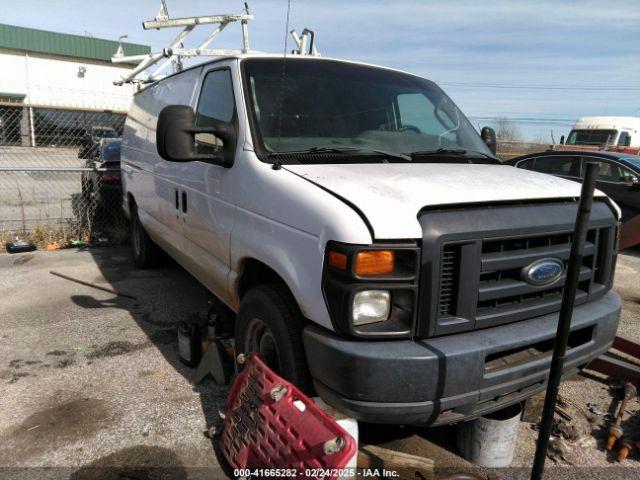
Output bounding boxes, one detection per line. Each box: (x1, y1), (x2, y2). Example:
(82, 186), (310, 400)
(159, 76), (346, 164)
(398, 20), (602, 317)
(2, 0), (639, 141)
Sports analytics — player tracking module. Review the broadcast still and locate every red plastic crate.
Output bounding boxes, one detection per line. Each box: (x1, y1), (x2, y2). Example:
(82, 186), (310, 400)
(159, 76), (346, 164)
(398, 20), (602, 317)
(219, 355), (356, 478)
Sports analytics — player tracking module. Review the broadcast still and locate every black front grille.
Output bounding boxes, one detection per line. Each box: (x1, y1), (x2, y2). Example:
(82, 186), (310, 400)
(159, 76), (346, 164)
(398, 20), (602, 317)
(438, 245), (460, 316)
(470, 227), (612, 328)
(419, 201), (617, 337)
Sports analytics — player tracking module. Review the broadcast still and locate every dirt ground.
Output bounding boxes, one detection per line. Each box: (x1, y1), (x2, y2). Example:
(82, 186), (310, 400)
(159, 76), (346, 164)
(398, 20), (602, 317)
(1, 246), (639, 479)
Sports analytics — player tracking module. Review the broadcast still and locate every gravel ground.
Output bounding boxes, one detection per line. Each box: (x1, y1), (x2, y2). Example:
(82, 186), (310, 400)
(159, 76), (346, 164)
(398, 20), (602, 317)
(0, 246), (639, 479)
(0, 247), (226, 479)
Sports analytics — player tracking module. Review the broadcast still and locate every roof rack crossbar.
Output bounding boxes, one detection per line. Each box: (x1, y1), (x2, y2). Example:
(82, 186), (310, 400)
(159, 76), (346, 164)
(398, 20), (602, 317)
(112, 2), (253, 86)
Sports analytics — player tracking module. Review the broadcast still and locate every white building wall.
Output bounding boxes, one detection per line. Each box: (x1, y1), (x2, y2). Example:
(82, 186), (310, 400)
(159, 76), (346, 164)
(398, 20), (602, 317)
(0, 48), (137, 111)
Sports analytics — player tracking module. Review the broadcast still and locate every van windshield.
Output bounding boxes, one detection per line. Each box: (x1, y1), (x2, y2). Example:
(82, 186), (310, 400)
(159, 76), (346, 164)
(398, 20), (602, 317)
(566, 129), (617, 146)
(242, 58), (493, 163)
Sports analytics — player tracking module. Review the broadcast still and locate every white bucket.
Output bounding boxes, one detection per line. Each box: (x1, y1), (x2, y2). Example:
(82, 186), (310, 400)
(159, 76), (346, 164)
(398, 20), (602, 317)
(456, 403), (522, 468)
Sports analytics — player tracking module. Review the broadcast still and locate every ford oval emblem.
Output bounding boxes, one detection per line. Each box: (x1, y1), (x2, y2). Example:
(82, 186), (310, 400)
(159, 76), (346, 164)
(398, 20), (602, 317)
(521, 258), (564, 286)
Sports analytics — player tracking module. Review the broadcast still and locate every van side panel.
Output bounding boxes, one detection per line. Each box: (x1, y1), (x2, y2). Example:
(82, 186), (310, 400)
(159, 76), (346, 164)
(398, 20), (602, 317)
(121, 68), (202, 257)
(176, 62), (239, 305)
(227, 153), (373, 328)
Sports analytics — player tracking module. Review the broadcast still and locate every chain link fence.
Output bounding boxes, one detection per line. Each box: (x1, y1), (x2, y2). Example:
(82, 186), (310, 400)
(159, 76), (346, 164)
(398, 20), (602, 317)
(0, 103), (128, 251)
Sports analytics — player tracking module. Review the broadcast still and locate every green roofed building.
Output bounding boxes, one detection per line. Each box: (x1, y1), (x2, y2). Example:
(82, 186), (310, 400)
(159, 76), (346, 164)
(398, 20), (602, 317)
(0, 23), (150, 146)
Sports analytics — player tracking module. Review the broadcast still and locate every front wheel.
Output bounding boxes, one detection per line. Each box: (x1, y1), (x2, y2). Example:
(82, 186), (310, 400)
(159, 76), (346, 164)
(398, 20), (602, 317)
(235, 284), (312, 393)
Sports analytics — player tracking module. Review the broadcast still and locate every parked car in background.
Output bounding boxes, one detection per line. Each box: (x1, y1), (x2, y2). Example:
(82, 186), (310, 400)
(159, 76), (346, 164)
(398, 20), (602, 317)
(78, 125), (119, 159)
(508, 150), (640, 248)
(81, 138), (122, 209)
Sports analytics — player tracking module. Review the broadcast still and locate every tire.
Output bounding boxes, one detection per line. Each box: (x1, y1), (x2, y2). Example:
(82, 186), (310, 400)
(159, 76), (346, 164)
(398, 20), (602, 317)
(130, 208), (161, 269)
(235, 284), (313, 393)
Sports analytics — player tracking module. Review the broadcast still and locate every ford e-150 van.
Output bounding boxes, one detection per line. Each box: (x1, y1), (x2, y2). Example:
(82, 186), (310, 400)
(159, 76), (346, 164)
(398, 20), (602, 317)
(121, 54), (621, 425)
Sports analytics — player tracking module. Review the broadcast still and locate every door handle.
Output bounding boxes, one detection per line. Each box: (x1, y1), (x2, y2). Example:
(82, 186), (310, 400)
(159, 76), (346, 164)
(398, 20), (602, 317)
(175, 190), (179, 210)
(181, 191), (187, 213)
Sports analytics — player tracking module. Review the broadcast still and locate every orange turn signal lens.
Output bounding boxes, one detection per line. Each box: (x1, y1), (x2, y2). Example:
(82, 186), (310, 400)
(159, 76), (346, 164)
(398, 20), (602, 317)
(354, 250), (395, 276)
(328, 251), (348, 270)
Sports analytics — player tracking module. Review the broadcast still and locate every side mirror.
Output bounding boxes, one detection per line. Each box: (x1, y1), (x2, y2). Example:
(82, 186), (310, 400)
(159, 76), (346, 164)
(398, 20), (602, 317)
(156, 105), (235, 166)
(480, 126), (497, 155)
(560, 135), (565, 145)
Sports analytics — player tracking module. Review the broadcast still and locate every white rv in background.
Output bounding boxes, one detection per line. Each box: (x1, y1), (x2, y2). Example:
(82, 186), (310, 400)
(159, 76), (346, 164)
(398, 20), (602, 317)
(563, 116), (640, 150)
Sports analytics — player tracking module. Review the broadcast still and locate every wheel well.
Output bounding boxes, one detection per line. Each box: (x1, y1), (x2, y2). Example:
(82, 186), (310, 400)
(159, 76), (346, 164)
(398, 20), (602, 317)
(237, 259), (288, 300)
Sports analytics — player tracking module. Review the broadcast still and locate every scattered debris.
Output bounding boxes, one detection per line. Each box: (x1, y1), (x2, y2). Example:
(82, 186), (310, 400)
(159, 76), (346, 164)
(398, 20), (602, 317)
(555, 405), (573, 422)
(219, 355), (357, 473)
(71, 240), (91, 248)
(49, 270), (137, 299)
(606, 383), (637, 452)
(617, 437), (634, 461)
(94, 236), (110, 246)
(587, 402), (608, 416)
(548, 437), (574, 464)
(358, 444), (435, 480)
(533, 396), (592, 442)
(141, 424), (151, 437)
(46, 242), (62, 251)
(5, 239), (36, 254)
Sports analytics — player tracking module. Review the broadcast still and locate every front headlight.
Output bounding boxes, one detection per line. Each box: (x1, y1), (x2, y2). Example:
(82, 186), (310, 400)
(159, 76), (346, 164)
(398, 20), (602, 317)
(322, 241), (419, 338)
(352, 290), (391, 326)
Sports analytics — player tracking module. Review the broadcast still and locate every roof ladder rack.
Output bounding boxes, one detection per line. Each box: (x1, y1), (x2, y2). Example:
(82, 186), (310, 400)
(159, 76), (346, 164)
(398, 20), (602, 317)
(290, 29), (320, 56)
(112, 1), (254, 86)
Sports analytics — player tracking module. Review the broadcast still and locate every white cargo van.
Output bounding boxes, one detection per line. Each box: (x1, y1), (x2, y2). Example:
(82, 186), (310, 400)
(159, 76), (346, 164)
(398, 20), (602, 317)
(121, 54), (621, 425)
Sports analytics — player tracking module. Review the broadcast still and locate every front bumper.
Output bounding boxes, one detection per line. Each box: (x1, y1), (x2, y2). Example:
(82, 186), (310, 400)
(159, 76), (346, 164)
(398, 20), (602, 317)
(303, 291), (621, 426)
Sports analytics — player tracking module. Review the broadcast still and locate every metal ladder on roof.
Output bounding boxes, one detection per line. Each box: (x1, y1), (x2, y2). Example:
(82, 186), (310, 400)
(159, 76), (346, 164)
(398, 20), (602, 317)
(111, 1), (320, 87)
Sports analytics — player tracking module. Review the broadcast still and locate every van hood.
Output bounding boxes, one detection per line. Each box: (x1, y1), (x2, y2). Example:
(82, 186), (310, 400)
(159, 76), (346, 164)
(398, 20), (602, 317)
(284, 163), (603, 239)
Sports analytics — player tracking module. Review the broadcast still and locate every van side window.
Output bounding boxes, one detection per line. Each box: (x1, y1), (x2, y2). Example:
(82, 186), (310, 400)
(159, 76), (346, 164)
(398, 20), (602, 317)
(195, 69), (235, 154)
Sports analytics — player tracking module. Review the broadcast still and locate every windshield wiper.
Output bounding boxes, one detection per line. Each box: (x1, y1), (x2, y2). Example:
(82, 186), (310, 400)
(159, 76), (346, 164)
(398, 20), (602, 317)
(269, 146), (412, 162)
(410, 148), (502, 163)
(411, 147), (467, 156)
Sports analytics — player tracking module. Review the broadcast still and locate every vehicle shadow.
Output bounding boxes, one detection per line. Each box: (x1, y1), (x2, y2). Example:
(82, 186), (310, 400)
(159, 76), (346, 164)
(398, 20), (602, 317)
(71, 246), (233, 476)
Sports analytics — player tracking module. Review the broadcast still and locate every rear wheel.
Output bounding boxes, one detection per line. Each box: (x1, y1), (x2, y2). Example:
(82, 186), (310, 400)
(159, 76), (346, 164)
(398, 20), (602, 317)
(130, 208), (161, 269)
(235, 284), (312, 393)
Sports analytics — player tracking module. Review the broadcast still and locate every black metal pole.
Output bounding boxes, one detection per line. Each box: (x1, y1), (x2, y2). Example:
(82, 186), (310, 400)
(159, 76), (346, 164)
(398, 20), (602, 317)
(530, 162), (599, 480)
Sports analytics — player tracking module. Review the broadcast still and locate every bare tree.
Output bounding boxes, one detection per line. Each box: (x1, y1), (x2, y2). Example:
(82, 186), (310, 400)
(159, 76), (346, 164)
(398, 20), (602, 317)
(493, 117), (521, 142)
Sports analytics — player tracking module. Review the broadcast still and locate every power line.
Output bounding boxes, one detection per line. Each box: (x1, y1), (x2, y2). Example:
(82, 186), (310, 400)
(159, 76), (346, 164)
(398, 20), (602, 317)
(469, 116), (575, 126)
(440, 82), (640, 92)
